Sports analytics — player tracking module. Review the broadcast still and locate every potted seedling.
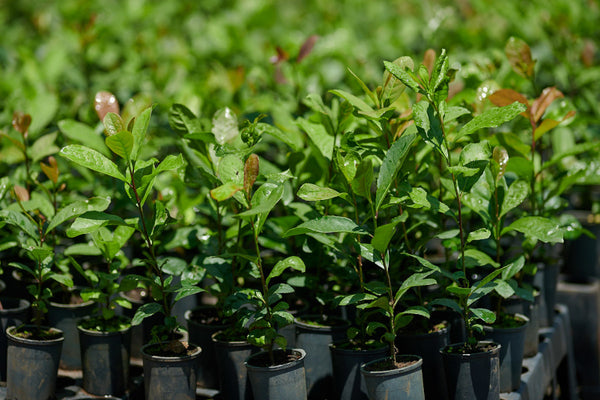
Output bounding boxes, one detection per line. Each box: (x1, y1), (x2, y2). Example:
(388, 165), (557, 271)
(61, 95), (202, 399)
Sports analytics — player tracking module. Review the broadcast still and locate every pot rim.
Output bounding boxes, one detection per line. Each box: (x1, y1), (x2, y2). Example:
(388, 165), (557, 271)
(184, 306), (230, 329)
(484, 313), (529, 333)
(294, 314), (350, 331)
(329, 340), (388, 354)
(141, 341), (201, 362)
(0, 297), (30, 314)
(211, 330), (252, 347)
(440, 340), (501, 359)
(6, 325), (64, 345)
(245, 348), (306, 371)
(76, 317), (132, 336)
(360, 354), (423, 377)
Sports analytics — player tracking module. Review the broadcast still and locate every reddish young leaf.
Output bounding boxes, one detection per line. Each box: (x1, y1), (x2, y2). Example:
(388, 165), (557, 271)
(296, 35), (318, 63)
(505, 37), (535, 79)
(489, 89), (530, 118)
(423, 49), (436, 76)
(531, 87), (563, 123)
(94, 91), (120, 121)
(13, 185), (29, 202)
(582, 39), (595, 68)
(12, 112), (32, 137)
(270, 46), (289, 64)
(40, 156), (59, 184)
(244, 154), (259, 197)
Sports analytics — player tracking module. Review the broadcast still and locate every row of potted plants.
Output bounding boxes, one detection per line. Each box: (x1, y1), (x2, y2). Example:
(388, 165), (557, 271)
(0, 40), (594, 400)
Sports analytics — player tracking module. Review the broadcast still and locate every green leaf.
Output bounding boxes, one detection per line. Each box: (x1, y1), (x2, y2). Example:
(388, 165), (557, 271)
(103, 112), (124, 136)
(131, 107), (152, 160)
(456, 102), (527, 140)
(0, 210), (39, 242)
(49, 273), (73, 287)
(430, 49), (449, 91)
(283, 216), (368, 237)
(351, 159), (374, 201)
(437, 229), (459, 239)
(429, 298), (462, 314)
(366, 321), (388, 336)
(467, 228), (491, 243)
(493, 280), (516, 299)
(60, 145), (126, 182)
(445, 106), (470, 122)
(131, 302), (162, 326)
(175, 285), (205, 302)
(471, 308), (496, 324)
(257, 123), (303, 153)
(503, 216), (564, 243)
(500, 180), (529, 218)
(463, 248), (500, 268)
(29, 132), (59, 163)
(394, 271), (437, 305)
(384, 60), (420, 93)
(297, 183), (341, 201)
(336, 151), (359, 184)
(8, 262), (35, 277)
(502, 256), (525, 280)
(266, 256), (305, 286)
(46, 197), (111, 234)
(58, 119), (110, 156)
(297, 118), (334, 161)
(333, 293), (376, 306)
(236, 181), (284, 218)
(67, 211), (127, 237)
(372, 221), (399, 254)
(412, 101), (447, 160)
(375, 133), (416, 211)
(210, 182), (243, 201)
(168, 103), (199, 135)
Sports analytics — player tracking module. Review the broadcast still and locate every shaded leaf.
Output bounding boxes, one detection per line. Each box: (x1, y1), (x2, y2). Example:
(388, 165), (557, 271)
(375, 133), (416, 211)
(505, 37), (535, 79)
(503, 216), (563, 243)
(267, 256), (305, 286)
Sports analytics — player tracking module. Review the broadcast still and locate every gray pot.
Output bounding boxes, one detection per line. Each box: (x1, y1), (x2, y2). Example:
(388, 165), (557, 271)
(440, 341), (500, 400)
(6, 325), (64, 400)
(504, 292), (540, 357)
(77, 321), (132, 396)
(212, 332), (258, 400)
(0, 297), (30, 381)
(360, 355), (425, 400)
(245, 348), (307, 400)
(141, 341), (202, 400)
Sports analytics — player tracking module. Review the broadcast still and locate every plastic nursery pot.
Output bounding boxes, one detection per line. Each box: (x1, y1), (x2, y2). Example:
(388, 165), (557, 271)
(245, 348), (307, 400)
(360, 354), (425, 400)
(329, 341), (388, 400)
(0, 297), (30, 381)
(119, 288), (162, 360)
(295, 315), (350, 399)
(48, 289), (95, 370)
(6, 325), (64, 400)
(141, 340), (202, 400)
(185, 306), (231, 389)
(212, 331), (259, 400)
(532, 261), (560, 327)
(504, 291), (541, 358)
(440, 341), (501, 400)
(77, 319), (132, 396)
(396, 325), (450, 400)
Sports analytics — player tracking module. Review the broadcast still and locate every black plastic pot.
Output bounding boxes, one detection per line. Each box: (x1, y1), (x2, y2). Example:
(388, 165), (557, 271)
(481, 315), (529, 392)
(48, 294), (95, 370)
(6, 325), (64, 400)
(245, 348), (307, 400)
(212, 332), (258, 400)
(185, 306), (230, 389)
(0, 297), (30, 381)
(295, 315), (349, 399)
(141, 341), (202, 400)
(396, 326), (450, 400)
(77, 322), (132, 396)
(504, 292), (540, 357)
(441, 341), (500, 400)
(119, 288), (162, 360)
(562, 211), (600, 279)
(329, 342), (388, 400)
(533, 261), (560, 327)
(360, 355), (425, 400)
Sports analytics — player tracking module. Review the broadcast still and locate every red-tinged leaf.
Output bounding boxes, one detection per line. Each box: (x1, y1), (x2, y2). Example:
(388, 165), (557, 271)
(13, 185), (29, 202)
(534, 119), (560, 141)
(489, 89), (530, 118)
(12, 112), (32, 137)
(531, 87), (564, 123)
(244, 154), (259, 196)
(103, 112), (124, 137)
(94, 91), (120, 121)
(423, 49), (436, 76)
(582, 39), (595, 68)
(296, 35), (318, 63)
(40, 156), (59, 184)
(270, 46), (289, 64)
(505, 37), (536, 79)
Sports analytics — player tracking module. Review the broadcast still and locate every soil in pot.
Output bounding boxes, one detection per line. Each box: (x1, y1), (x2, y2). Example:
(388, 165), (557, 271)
(245, 348), (307, 400)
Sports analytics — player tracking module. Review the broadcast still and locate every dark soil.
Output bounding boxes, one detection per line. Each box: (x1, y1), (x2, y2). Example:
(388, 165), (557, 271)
(189, 307), (226, 326)
(363, 355), (418, 371)
(51, 289), (86, 305)
(443, 342), (497, 355)
(398, 318), (448, 335)
(213, 326), (249, 342)
(333, 340), (387, 352)
(144, 340), (198, 357)
(248, 350), (301, 367)
(490, 313), (527, 329)
(78, 315), (131, 332)
(12, 326), (63, 341)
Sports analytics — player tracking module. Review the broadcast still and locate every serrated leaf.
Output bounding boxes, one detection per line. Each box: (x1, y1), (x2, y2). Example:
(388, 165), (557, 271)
(457, 102), (527, 140)
(297, 183), (340, 201)
(375, 133), (416, 211)
(283, 216), (368, 237)
(61, 145), (126, 182)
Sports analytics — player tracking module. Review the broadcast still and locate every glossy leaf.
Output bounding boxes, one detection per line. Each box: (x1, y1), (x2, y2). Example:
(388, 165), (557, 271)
(105, 130), (133, 160)
(103, 112), (124, 137)
(0, 210), (39, 242)
(413, 101), (447, 160)
(267, 256), (305, 286)
(372, 221), (399, 254)
(94, 91), (119, 121)
(503, 216), (564, 243)
(131, 106), (152, 160)
(471, 308), (496, 324)
(283, 216), (368, 237)
(457, 102), (526, 140)
(531, 87), (563, 123)
(375, 133), (416, 211)
(297, 118), (334, 161)
(46, 197), (111, 234)
(210, 182), (243, 201)
(500, 180), (528, 217)
(489, 89), (529, 117)
(430, 48), (449, 91)
(40, 156), (59, 184)
(384, 60), (420, 93)
(351, 159), (374, 200)
(212, 107), (238, 145)
(66, 211), (127, 237)
(257, 123), (303, 152)
(463, 248), (499, 268)
(58, 119), (109, 156)
(467, 228), (491, 243)
(244, 154), (260, 196)
(61, 145), (126, 182)
(297, 183), (340, 201)
(505, 37), (535, 79)
(169, 103), (199, 135)
(131, 302), (162, 326)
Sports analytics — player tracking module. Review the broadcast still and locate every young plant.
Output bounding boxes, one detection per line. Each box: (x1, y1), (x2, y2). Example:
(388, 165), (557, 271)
(60, 95), (199, 343)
